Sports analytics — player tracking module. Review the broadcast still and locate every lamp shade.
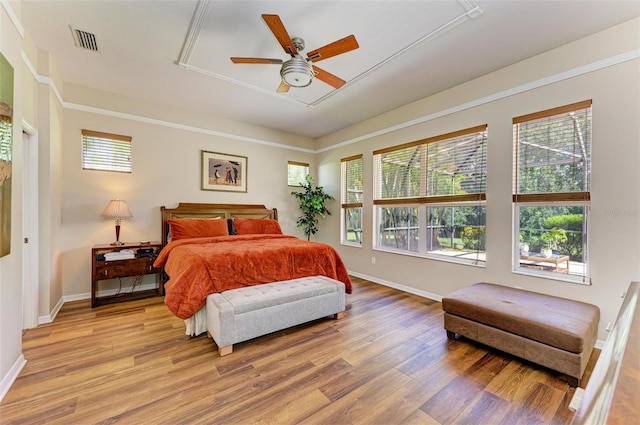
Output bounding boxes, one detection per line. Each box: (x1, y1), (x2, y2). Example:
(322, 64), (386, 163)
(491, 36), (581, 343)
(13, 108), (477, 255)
(101, 199), (133, 218)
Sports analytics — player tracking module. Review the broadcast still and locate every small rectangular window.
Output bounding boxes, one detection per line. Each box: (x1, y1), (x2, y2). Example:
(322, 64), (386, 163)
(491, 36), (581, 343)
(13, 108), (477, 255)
(288, 161), (309, 186)
(341, 155), (363, 246)
(82, 129), (132, 173)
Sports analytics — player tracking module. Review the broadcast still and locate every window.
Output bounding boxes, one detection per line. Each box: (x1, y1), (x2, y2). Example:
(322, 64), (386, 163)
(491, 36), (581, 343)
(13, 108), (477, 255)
(288, 161), (309, 186)
(82, 129), (132, 173)
(373, 125), (487, 265)
(341, 155), (363, 246)
(513, 100), (591, 282)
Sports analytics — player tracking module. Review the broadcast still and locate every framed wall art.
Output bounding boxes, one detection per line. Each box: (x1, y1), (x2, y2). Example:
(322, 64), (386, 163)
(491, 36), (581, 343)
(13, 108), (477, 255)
(201, 150), (247, 193)
(0, 52), (14, 258)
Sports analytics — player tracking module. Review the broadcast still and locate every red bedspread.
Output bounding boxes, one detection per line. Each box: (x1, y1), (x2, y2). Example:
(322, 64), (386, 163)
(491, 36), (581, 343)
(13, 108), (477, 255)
(154, 234), (352, 319)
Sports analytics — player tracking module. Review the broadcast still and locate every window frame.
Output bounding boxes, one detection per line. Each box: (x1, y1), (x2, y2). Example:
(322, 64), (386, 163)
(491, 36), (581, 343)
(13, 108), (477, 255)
(372, 125), (488, 266)
(341, 154), (363, 247)
(287, 161), (309, 187)
(512, 100), (592, 283)
(81, 129), (132, 173)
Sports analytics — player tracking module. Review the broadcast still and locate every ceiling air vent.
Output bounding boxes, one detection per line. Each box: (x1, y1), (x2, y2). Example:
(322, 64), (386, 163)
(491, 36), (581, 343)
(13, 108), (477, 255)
(70, 26), (101, 52)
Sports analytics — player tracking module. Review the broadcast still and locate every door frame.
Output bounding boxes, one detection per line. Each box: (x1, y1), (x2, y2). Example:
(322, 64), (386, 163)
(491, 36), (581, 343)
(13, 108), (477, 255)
(22, 121), (39, 329)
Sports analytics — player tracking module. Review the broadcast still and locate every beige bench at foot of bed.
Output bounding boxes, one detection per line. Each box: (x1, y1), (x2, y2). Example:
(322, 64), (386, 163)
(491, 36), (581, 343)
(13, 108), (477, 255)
(206, 275), (346, 356)
(442, 282), (599, 387)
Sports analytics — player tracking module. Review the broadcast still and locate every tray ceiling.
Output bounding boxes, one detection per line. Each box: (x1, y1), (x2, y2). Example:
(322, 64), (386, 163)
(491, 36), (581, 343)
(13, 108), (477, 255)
(19, 1), (640, 138)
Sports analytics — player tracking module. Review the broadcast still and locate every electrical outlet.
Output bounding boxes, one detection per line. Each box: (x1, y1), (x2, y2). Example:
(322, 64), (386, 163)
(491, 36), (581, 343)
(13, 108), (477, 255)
(371, 256), (376, 265)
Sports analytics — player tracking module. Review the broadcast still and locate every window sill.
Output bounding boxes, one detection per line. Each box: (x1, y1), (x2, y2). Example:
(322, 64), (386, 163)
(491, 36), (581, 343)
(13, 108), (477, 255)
(373, 246), (486, 268)
(513, 267), (590, 285)
(341, 241), (362, 248)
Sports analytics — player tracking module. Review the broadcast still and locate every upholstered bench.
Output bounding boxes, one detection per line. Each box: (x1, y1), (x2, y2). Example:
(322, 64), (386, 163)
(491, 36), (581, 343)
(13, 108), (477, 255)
(442, 282), (599, 386)
(206, 275), (346, 356)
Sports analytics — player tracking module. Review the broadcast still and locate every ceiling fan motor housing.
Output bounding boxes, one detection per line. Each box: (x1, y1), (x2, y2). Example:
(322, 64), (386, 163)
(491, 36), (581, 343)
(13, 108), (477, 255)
(281, 56), (313, 87)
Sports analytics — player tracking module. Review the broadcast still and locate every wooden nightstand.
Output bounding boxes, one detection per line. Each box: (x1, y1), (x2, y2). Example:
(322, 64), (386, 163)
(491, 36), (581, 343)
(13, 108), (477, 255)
(91, 242), (164, 307)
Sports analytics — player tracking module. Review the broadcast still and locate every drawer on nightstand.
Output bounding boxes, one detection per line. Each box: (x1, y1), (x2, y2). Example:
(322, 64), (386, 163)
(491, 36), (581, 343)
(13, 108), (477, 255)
(95, 257), (160, 279)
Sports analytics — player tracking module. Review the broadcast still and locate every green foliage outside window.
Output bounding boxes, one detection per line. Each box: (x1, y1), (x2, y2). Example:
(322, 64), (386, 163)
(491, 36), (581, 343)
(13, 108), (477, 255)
(461, 226), (486, 251)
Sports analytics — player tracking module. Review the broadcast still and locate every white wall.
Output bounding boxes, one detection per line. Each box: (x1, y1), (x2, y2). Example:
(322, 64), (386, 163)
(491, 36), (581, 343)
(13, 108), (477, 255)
(0, 0), (25, 400)
(317, 18), (640, 342)
(36, 50), (64, 319)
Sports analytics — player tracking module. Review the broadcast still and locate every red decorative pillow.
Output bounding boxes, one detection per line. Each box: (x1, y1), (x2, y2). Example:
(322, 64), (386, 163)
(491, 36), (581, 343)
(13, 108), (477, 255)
(234, 218), (282, 235)
(168, 218), (229, 240)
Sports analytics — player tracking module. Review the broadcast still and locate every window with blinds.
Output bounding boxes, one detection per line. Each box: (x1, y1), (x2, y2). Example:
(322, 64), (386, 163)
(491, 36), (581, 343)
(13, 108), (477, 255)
(372, 125), (487, 265)
(513, 100), (591, 282)
(82, 130), (132, 173)
(287, 161), (309, 186)
(341, 155), (363, 246)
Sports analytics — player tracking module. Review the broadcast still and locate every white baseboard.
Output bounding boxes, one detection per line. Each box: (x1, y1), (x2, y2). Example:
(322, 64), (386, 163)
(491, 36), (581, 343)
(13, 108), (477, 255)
(38, 282), (160, 325)
(39, 296), (64, 325)
(0, 354), (26, 403)
(347, 270), (442, 302)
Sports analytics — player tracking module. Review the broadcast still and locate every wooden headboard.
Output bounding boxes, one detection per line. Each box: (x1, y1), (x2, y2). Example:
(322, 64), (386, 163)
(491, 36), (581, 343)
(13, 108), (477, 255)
(160, 203), (278, 246)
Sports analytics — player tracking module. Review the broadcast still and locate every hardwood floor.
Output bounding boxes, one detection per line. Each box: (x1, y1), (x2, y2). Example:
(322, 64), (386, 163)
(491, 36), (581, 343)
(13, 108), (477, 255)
(0, 276), (598, 424)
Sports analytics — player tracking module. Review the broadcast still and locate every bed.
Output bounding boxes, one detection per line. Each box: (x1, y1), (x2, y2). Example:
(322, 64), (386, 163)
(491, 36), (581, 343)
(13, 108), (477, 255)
(154, 203), (352, 335)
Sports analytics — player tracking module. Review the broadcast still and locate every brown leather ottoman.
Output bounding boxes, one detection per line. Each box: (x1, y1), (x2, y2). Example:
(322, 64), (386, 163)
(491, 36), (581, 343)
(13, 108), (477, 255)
(442, 282), (599, 386)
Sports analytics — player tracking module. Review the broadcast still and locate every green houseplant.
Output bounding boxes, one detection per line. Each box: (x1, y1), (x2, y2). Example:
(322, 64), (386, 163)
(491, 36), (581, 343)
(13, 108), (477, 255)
(540, 227), (567, 258)
(291, 175), (334, 241)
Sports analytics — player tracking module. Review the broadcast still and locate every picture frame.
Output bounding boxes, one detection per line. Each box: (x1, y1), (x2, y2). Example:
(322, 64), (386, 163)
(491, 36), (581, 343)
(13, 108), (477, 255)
(201, 150), (247, 192)
(0, 52), (14, 258)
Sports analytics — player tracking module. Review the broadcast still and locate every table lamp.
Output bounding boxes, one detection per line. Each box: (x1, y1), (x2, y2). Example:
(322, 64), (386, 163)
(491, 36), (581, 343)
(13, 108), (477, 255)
(101, 199), (133, 246)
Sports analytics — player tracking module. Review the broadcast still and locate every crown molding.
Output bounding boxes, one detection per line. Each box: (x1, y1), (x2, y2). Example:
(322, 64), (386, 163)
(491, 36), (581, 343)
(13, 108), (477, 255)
(1, 0), (24, 37)
(64, 101), (315, 153)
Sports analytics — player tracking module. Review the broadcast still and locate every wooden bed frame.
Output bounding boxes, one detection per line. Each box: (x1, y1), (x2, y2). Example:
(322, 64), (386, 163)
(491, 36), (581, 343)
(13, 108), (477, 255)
(160, 203), (278, 246)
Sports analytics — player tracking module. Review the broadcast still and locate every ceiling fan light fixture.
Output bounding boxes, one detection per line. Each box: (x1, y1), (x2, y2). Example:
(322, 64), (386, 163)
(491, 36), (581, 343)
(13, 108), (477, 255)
(281, 56), (313, 88)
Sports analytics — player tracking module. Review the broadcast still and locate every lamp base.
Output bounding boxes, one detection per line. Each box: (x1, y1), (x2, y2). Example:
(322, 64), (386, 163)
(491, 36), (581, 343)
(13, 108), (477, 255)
(111, 224), (124, 246)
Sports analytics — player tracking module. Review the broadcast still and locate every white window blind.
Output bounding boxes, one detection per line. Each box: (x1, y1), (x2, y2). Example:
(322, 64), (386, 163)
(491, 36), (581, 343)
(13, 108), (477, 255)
(341, 155), (363, 207)
(374, 125), (488, 204)
(513, 100), (591, 202)
(82, 129), (132, 173)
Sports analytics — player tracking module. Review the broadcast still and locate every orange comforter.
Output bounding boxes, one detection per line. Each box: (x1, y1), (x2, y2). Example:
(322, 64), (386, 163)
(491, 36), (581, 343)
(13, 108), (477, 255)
(154, 234), (352, 319)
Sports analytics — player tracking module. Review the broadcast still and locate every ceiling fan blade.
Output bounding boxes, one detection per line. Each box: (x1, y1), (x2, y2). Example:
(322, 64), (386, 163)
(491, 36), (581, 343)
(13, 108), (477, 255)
(277, 81), (290, 93)
(230, 57), (283, 64)
(262, 14), (298, 56)
(312, 65), (346, 89)
(306, 35), (359, 62)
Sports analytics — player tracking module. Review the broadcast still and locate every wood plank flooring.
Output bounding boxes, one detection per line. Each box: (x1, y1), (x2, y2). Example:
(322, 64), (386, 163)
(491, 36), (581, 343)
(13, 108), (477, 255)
(0, 277), (598, 424)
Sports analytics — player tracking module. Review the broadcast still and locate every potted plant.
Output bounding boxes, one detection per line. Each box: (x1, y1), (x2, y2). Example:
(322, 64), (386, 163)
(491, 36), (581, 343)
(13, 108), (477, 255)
(540, 228), (567, 258)
(291, 175), (334, 241)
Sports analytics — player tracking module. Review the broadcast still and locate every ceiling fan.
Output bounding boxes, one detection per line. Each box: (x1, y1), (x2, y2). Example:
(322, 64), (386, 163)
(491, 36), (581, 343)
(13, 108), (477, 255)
(231, 14), (359, 93)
